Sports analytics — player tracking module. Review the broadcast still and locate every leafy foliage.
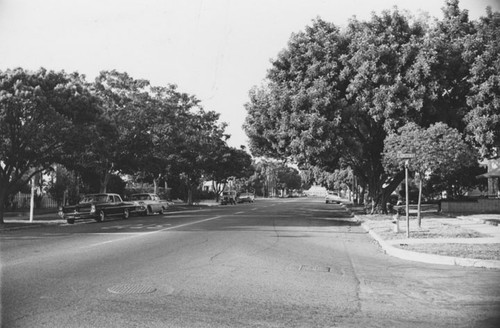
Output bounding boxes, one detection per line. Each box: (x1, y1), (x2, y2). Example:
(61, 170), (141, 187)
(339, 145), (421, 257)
(205, 145), (253, 199)
(383, 122), (481, 198)
(244, 1), (499, 211)
(0, 67), (100, 222)
(464, 7), (500, 158)
(1, 67), (253, 218)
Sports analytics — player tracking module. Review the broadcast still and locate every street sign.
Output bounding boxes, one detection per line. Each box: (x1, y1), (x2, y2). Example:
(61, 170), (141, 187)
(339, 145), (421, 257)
(396, 152), (415, 238)
(397, 152), (416, 159)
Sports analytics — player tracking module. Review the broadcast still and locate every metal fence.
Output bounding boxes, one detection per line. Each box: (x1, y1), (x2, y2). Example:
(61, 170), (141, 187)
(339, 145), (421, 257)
(11, 193), (58, 209)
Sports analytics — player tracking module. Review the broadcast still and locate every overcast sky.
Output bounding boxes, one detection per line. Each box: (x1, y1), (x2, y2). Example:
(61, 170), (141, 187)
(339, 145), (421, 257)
(1, 0), (498, 148)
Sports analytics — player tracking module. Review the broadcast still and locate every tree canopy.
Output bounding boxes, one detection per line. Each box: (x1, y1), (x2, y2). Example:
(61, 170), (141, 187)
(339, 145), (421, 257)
(244, 0), (499, 211)
(1, 67), (252, 221)
(383, 122), (483, 199)
(0, 67), (101, 222)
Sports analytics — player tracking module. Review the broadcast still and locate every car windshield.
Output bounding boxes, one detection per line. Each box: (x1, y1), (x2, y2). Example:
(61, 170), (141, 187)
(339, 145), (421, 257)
(81, 195), (108, 203)
(131, 194), (151, 201)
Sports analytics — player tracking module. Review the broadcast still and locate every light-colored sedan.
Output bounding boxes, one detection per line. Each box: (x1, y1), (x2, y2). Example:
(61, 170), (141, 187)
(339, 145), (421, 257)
(237, 192), (255, 203)
(325, 191), (343, 204)
(130, 193), (169, 215)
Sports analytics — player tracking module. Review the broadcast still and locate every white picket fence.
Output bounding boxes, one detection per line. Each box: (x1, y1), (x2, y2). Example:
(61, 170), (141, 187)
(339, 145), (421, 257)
(11, 193), (58, 209)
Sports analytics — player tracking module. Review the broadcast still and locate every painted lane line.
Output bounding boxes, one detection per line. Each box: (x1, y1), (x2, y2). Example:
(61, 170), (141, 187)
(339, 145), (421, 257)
(2, 216), (221, 267)
(94, 232), (146, 235)
(82, 215), (224, 248)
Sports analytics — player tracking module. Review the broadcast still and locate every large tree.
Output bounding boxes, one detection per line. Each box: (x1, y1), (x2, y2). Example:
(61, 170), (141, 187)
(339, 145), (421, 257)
(205, 145), (253, 201)
(244, 10), (428, 210)
(0, 68), (100, 223)
(463, 6), (500, 158)
(275, 165), (302, 196)
(244, 1), (496, 212)
(75, 70), (152, 193)
(383, 122), (480, 221)
(170, 107), (228, 204)
(131, 85), (203, 193)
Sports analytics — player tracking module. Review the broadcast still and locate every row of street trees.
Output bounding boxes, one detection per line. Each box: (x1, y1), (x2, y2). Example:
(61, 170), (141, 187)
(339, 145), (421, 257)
(0, 68), (252, 223)
(244, 0), (499, 212)
(244, 159), (303, 197)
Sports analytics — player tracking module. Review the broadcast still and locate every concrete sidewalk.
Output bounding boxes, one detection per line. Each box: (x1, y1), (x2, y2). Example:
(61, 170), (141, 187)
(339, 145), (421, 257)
(356, 213), (500, 269)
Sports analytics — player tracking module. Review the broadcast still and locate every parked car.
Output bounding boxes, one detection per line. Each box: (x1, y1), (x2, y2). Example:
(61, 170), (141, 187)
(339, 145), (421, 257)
(59, 193), (136, 224)
(220, 191), (237, 205)
(325, 191), (343, 204)
(129, 193), (169, 215)
(237, 192), (255, 203)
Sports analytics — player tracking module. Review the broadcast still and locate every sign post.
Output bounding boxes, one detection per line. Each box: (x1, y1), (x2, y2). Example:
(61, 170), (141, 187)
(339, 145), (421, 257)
(397, 153), (415, 238)
(29, 177), (35, 223)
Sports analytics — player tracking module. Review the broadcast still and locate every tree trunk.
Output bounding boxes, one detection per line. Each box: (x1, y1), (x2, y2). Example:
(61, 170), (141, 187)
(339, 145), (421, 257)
(370, 171), (405, 214)
(186, 174), (193, 205)
(0, 184), (7, 224)
(418, 176), (423, 228)
(359, 185), (365, 205)
(187, 187), (193, 205)
(100, 171), (110, 193)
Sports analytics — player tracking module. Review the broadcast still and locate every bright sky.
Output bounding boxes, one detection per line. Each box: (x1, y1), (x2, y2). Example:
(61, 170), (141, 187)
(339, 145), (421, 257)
(1, 0), (498, 148)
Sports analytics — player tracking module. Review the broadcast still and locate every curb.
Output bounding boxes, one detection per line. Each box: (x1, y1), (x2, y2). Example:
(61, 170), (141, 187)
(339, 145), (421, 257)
(467, 216), (500, 227)
(0, 223), (44, 231)
(358, 220), (500, 269)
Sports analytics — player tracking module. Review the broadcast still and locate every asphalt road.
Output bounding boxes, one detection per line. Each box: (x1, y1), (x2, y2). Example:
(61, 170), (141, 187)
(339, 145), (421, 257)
(1, 198), (499, 328)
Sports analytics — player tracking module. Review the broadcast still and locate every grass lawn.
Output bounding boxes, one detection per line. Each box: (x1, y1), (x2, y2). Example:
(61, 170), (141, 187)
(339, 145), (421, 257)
(357, 213), (489, 240)
(351, 205), (499, 261)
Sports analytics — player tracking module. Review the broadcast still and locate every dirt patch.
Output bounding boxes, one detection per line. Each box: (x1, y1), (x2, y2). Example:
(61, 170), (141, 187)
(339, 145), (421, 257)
(395, 243), (500, 260)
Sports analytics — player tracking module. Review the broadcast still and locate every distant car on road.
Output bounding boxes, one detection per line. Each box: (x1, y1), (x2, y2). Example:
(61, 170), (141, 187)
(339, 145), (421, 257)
(220, 191), (237, 205)
(237, 192), (255, 203)
(59, 193), (136, 224)
(129, 193), (169, 215)
(325, 191), (343, 204)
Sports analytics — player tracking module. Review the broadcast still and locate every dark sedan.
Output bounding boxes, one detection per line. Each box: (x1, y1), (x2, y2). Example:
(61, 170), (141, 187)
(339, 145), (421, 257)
(59, 193), (137, 224)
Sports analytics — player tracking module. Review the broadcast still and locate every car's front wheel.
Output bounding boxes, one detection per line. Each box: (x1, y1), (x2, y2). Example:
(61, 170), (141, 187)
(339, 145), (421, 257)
(96, 211), (105, 222)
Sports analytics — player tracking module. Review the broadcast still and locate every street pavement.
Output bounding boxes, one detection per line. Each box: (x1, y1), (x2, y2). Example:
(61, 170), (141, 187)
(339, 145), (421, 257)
(3, 200), (499, 269)
(1, 198), (499, 327)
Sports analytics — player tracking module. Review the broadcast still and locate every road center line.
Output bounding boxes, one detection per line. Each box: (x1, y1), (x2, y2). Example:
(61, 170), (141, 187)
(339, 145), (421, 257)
(83, 215), (224, 248)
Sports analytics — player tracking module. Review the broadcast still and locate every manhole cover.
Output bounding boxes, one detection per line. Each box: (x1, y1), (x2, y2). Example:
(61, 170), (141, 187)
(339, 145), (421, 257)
(108, 284), (157, 294)
(300, 265), (331, 272)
